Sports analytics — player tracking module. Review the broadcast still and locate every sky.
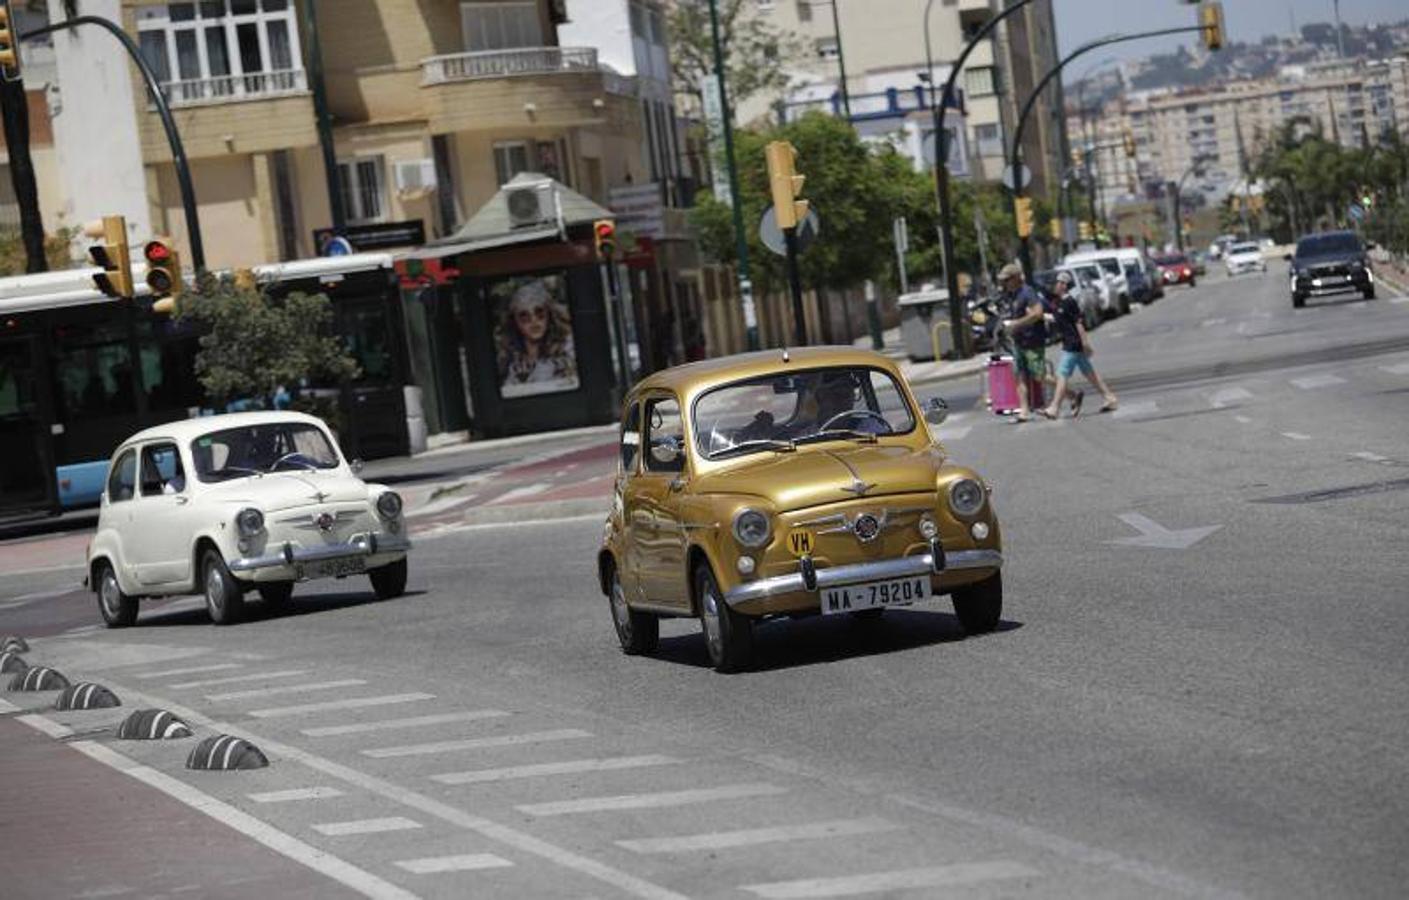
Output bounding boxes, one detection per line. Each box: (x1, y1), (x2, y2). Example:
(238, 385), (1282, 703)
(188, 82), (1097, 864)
(1054, 0), (1408, 69)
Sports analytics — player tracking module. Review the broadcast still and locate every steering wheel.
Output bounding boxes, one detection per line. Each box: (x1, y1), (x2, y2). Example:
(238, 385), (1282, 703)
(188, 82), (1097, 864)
(269, 452), (317, 472)
(819, 409), (892, 433)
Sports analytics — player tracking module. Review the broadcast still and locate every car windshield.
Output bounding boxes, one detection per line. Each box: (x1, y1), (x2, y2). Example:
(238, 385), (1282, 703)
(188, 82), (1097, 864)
(1076, 265), (1102, 283)
(192, 422), (341, 483)
(1230, 243), (1260, 255)
(1098, 258), (1122, 275)
(694, 367), (916, 459)
(1296, 233), (1361, 257)
(1155, 254), (1187, 266)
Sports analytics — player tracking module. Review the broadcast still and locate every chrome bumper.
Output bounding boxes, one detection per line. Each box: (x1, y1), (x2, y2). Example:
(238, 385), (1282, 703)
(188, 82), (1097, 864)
(724, 548), (1002, 609)
(228, 532), (411, 573)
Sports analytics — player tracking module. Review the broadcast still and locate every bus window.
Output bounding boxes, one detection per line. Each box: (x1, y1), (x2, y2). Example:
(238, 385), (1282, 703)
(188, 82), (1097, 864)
(107, 450), (137, 503)
(53, 321), (138, 418)
(137, 323), (204, 414)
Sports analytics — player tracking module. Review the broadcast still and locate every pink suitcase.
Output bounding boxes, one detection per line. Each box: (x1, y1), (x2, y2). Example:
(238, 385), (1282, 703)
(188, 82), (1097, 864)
(987, 356), (1020, 415)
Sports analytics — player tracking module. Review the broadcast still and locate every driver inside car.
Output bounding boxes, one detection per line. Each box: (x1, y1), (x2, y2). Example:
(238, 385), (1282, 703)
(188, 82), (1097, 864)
(732, 372), (889, 444)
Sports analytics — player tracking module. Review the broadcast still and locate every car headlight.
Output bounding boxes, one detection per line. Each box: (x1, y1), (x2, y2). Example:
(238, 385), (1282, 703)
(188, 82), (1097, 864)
(732, 508), (772, 549)
(235, 507), (264, 537)
(947, 479), (986, 518)
(376, 491), (403, 520)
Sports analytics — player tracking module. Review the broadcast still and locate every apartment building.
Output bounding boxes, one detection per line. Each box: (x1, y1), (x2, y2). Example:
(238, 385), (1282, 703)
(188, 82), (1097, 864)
(742, 0), (1065, 197)
(45, 0), (661, 270)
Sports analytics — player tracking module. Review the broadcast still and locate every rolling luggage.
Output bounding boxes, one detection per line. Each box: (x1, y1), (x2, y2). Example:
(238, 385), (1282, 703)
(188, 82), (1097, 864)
(987, 356), (1019, 415)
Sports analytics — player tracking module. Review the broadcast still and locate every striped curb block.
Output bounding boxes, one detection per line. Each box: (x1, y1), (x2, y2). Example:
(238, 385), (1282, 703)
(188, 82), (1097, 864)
(0, 650), (27, 673)
(8, 666), (69, 692)
(54, 683), (122, 711)
(117, 709), (194, 740)
(186, 734), (269, 771)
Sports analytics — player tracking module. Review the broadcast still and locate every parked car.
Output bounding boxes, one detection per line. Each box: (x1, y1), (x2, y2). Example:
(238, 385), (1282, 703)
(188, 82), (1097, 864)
(1290, 230), (1376, 307)
(1208, 234), (1238, 260)
(1034, 267), (1102, 330)
(1064, 251), (1132, 316)
(1154, 252), (1197, 287)
(1142, 255), (1166, 300)
(1189, 250), (1208, 276)
(1122, 259), (1155, 305)
(1224, 241), (1267, 276)
(1071, 262), (1121, 319)
(87, 411), (411, 627)
(598, 348), (1004, 672)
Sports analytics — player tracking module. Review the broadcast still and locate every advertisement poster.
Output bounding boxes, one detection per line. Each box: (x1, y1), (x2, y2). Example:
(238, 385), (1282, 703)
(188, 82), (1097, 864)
(489, 273), (580, 399)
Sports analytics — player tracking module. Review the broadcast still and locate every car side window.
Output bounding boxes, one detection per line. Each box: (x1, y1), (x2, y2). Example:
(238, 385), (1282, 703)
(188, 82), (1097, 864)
(140, 443), (187, 497)
(620, 402), (642, 473)
(644, 397), (685, 474)
(107, 450), (137, 503)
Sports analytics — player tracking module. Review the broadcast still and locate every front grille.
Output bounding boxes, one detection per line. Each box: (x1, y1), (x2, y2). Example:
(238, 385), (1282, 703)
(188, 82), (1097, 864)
(1309, 264), (1349, 277)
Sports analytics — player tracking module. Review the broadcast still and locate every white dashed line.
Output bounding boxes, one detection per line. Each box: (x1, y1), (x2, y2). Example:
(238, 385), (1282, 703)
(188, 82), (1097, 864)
(1390, 296), (1409, 304)
(518, 783), (787, 817)
(1281, 432), (1313, 441)
(313, 817), (423, 836)
(394, 854), (514, 874)
(363, 729), (592, 759)
(617, 817), (900, 854)
(169, 669), (310, 690)
(1234, 415), (1253, 424)
(1200, 317), (1227, 328)
(301, 710), (510, 737)
(740, 861), (1042, 898)
(206, 679), (366, 702)
(135, 663), (241, 680)
(1290, 374), (1346, 390)
(1209, 387), (1253, 408)
(431, 755), (680, 786)
(1381, 362), (1409, 375)
(248, 692), (436, 719)
(247, 786), (346, 804)
(1351, 451), (1391, 463)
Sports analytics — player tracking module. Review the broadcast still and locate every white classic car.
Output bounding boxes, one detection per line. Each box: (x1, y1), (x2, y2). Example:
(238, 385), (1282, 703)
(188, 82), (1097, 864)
(87, 411), (410, 627)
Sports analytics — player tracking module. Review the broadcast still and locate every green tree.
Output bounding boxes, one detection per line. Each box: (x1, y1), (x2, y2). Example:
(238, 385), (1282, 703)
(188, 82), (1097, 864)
(667, 0), (805, 112)
(0, 227), (76, 275)
(179, 275), (358, 414)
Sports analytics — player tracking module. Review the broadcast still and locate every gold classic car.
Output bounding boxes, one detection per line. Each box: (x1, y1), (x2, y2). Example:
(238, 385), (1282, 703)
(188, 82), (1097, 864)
(597, 347), (1003, 672)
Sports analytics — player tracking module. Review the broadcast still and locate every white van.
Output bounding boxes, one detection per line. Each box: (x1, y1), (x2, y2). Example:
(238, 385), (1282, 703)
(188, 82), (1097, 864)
(1062, 249), (1132, 317)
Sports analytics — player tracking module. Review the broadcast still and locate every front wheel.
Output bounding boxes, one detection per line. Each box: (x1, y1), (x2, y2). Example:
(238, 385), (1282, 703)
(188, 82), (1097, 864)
(1363, 285), (1376, 300)
(1188, 278), (1197, 288)
(1119, 294), (1131, 316)
(1292, 293), (1306, 309)
(607, 567), (658, 655)
(202, 548), (245, 626)
(951, 572), (1003, 635)
(696, 565), (753, 673)
(369, 558), (408, 600)
(96, 562), (138, 628)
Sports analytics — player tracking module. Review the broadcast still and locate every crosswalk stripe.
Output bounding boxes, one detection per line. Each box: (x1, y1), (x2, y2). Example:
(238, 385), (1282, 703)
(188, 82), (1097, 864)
(740, 861), (1041, 898)
(518, 783), (786, 817)
(432, 754), (680, 786)
(394, 854), (514, 874)
(170, 669), (310, 690)
(135, 663), (239, 680)
(1209, 386), (1253, 408)
(1381, 362), (1409, 375)
(313, 817), (422, 836)
(1290, 373), (1346, 390)
(248, 787), (345, 803)
(301, 710), (510, 738)
(248, 692), (436, 719)
(363, 729), (591, 759)
(207, 679), (366, 702)
(940, 426), (971, 441)
(1281, 432), (1313, 441)
(617, 817), (899, 854)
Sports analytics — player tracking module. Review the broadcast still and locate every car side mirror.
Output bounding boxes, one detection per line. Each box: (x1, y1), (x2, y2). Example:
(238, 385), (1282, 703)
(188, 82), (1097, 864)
(923, 397), (949, 426)
(650, 436), (683, 466)
(350, 458), (364, 474)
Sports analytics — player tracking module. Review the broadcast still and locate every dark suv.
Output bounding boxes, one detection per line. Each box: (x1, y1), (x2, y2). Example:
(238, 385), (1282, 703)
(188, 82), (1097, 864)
(1291, 230), (1375, 307)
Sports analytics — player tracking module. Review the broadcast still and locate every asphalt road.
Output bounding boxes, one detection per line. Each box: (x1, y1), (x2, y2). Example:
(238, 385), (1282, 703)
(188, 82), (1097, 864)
(3, 263), (1408, 899)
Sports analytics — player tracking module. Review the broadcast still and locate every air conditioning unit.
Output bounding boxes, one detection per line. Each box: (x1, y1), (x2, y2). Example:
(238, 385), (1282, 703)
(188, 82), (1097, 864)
(506, 180), (560, 229)
(394, 159), (437, 200)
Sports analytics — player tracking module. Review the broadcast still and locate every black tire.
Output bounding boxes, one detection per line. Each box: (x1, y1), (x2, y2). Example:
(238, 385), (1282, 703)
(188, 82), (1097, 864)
(369, 557), (408, 600)
(258, 581), (295, 605)
(851, 608), (886, 623)
(95, 562), (138, 628)
(1363, 286), (1376, 300)
(1119, 294), (1131, 316)
(202, 548), (245, 626)
(1292, 293), (1306, 309)
(1189, 278), (1197, 288)
(695, 564), (753, 673)
(607, 566), (658, 655)
(951, 572), (1003, 635)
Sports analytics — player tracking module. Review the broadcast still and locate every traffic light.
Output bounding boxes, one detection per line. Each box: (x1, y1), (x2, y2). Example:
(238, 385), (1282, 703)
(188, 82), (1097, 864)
(144, 237), (182, 315)
(764, 140), (809, 230)
(1079, 221), (1093, 241)
(0, 0), (21, 81)
(593, 219), (617, 260)
(1014, 197), (1034, 238)
(1049, 218), (1062, 241)
(1123, 128), (1137, 158)
(84, 215), (134, 299)
(1200, 1), (1225, 51)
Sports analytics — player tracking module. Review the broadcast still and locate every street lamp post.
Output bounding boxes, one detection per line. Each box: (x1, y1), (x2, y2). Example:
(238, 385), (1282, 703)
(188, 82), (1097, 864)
(828, 0), (852, 121)
(1173, 155), (1213, 251)
(706, 0), (758, 350)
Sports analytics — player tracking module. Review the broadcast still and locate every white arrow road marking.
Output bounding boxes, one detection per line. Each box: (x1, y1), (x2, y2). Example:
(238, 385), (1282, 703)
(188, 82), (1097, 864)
(1209, 387), (1253, 408)
(1291, 373), (1346, 390)
(1107, 512), (1222, 550)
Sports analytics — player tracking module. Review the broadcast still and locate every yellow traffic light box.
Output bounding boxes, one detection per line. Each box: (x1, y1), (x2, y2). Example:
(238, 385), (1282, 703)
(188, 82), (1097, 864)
(1014, 197), (1034, 238)
(1200, 1), (1225, 51)
(144, 237), (182, 314)
(593, 219), (617, 260)
(0, 1), (21, 80)
(765, 140), (809, 230)
(84, 215), (134, 299)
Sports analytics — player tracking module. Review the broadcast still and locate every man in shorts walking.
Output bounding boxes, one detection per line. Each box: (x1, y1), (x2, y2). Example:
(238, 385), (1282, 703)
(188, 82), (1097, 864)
(998, 262), (1048, 423)
(1041, 270), (1118, 419)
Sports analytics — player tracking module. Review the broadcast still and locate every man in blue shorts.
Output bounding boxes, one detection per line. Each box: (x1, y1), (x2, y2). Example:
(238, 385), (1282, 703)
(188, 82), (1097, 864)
(1041, 270), (1118, 419)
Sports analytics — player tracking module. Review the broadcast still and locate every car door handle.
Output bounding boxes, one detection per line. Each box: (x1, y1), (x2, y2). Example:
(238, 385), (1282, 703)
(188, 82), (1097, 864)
(175, 496), (189, 505)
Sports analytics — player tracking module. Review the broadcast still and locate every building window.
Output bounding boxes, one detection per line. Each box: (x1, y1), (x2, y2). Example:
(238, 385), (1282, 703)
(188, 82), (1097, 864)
(493, 141), (532, 186)
(816, 37), (839, 60)
(756, 0), (775, 11)
(964, 66), (998, 98)
(974, 123), (1002, 157)
(795, 1), (811, 21)
(337, 157), (386, 224)
(135, 0), (304, 104)
(461, 1), (543, 52)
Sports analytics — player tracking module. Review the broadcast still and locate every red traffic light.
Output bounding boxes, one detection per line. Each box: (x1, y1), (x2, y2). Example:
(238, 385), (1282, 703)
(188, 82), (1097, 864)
(145, 240), (173, 263)
(595, 222), (615, 240)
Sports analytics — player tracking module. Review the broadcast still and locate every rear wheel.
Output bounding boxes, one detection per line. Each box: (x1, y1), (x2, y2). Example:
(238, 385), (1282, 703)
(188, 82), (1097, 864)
(607, 566), (658, 655)
(202, 548), (245, 625)
(1189, 277), (1197, 288)
(1292, 293), (1306, 309)
(696, 565), (753, 673)
(96, 562), (138, 628)
(951, 572), (1003, 635)
(369, 558), (408, 600)
(1119, 294), (1131, 316)
(258, 581), (294, 606)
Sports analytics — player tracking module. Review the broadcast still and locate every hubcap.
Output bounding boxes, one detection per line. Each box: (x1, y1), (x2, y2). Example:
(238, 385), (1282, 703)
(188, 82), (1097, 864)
(206, 562), (224, 610)
(610, 578), (630, 638)
(700, 582), (722, 656)
(100, 572), (120, 616)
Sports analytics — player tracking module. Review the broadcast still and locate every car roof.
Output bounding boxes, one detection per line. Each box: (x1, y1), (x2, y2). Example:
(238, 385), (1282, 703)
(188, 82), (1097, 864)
(116, 410), (329, 451)
(631, 346), (904, 400)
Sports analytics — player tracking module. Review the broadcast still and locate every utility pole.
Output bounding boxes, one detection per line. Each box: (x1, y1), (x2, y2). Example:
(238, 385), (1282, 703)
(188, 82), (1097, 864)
(302, 0), (345, 234)
(828, 0), (852, 121)
(706, 0), (758, 350)
(0, 0), (45, 273)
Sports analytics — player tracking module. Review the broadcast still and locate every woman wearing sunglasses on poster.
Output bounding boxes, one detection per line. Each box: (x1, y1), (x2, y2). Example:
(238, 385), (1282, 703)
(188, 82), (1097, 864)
(496, 278), (580, 398)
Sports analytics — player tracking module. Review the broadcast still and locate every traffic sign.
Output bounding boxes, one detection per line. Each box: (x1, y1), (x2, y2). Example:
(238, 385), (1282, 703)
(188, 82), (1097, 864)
(760, 206), (821, 257)
(1001, 164), (1032, 193)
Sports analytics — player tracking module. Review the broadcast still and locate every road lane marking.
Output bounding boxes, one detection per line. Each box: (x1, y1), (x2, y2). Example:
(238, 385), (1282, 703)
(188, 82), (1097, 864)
(740, 861), (1041, 898)
(1106, 512), (1221, 550)
(18, 714), (73, 738)
(313, 817), (422, 836)
(207, 679), (366, 702)
(301, 710), (510, 737)
(363, 729), (591, 759)
(486, 483), (552, 505)
(1351, 451), (1391, 464)
(1111, 400), (1157, 420)
(432, 755), (680, 786)
(135, 663), (240, 680)
(1290, 374), (1346, 390)
(1381, 362), (1409, 375)
(1234, 415), (1253, 424)
(101, 684), (691, 900)
(394, 854), (514, 874)
(170, 669), (310, 689)
(1209, 387), (1253, 408)
(518, 783), (786, 817)
(617, 817), (900, 854)
(247, 787), (346, 803)
(414, 513), (604, 539)
(939, 426), (971, 441)
(1200, 317), (1227, 328)
(249, 692), (436, 719)
(1281, 432), (1312, 441)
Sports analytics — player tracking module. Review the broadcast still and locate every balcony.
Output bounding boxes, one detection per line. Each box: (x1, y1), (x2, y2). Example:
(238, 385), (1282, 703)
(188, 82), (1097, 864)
(140, 68), (316, 162)
(421, 47), (600, 85)
(157, 69), (308, 109)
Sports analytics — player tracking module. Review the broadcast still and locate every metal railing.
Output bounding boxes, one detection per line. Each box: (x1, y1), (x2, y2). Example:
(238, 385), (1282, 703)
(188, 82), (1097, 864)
(160, 69), (308, 107)
(422, 46), (599, 84)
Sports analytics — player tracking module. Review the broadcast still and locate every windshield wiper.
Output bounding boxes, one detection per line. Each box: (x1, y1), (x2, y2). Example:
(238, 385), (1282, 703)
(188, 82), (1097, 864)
(708, 438), (796, 459)
(794, 428), (879, 445)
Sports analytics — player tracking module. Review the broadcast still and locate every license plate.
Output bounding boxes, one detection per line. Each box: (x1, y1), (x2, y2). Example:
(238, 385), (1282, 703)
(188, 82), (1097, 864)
(787, 530), (815, 557)
(821, 576), (928, 615)
(297, 556), (366, 580)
